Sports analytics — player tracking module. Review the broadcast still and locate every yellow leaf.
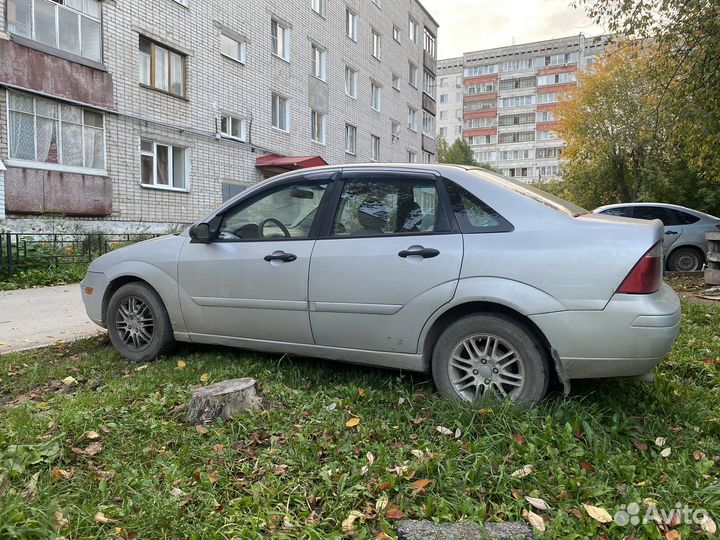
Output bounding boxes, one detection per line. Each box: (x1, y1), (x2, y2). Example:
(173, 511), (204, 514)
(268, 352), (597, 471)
(664, 531), (680, 540)
(208, 470), (219, 484)
(523, 509), (546, 532)
(511, 464), (534, 478)
(374, 532), (393, 540)
(525, 496), (551, 511)
(62, 376), (77, 386)
(54, 511), (69, 528)
(195, 425), (208, 435)
(358, 388), (366, 397)
(341, 510), (364, 533)
(85, 442), (102, 456)
(346, 417), (360, 428)
(177, 360), (186, 369)
(84, 431), (100, 440)
(200, 373), (209, 382)
(479, 407), (493, 415)
(660, 447), (672, 458)
(701, 516), (717, 534)
(94, 512), (112, 524)
(583, 503), (613, 523)
(375, 494), (389, 513)
(410, 479), (432, 491)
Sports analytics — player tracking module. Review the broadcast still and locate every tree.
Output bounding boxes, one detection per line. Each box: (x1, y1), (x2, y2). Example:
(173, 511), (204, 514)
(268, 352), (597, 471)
(573, 0), (720, 186)
(436, 136), (478, 166)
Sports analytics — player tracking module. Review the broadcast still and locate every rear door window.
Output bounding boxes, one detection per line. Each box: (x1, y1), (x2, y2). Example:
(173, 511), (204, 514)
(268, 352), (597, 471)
(634, 206), (674, 225)
(444, 181), (513, 233)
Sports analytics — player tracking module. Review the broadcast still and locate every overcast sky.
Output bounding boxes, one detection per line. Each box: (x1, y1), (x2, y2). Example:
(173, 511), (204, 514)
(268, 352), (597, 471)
(421, 0), (607, 58)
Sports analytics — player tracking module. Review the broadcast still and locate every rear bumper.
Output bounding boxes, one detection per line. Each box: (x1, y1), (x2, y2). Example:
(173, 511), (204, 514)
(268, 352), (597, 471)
(80, 271), (108, 327)
(531, 283), (681, 379)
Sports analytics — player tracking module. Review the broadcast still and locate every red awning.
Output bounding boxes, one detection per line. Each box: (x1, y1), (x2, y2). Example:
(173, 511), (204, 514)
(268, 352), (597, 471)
(255, 154), (328, 171)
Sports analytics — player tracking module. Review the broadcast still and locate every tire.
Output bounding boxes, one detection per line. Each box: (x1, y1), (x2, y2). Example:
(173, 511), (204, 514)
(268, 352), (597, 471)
(106, 282), (176, 362)
(431, 314), (549, 404)
(667, 247), (703, 272)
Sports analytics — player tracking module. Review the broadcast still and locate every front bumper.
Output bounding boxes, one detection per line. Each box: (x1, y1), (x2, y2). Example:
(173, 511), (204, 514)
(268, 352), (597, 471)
(80, 271), (108, 327)
(531, 283), (681, 379)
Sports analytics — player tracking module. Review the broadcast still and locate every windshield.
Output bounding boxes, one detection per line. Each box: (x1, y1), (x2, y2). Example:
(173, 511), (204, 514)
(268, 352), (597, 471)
(467, 168), (587, 217)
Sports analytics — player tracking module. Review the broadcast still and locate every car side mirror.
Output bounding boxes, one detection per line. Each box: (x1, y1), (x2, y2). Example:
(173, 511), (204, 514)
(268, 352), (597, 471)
(190, 222), (212, 243)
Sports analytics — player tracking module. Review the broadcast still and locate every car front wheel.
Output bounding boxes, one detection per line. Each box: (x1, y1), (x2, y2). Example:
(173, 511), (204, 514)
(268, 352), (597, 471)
(432, 314), (549, 403)
(106, 282), (176, 362)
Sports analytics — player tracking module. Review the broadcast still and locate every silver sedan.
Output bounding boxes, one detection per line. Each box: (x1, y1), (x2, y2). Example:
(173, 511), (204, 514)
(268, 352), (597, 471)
(81, 164), (681, 403)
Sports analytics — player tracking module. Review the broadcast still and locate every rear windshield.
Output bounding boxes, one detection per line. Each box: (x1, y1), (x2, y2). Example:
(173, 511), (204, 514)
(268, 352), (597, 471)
(467, 168), (587, 217)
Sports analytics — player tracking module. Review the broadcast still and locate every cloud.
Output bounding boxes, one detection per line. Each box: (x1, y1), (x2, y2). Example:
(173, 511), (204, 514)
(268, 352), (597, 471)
(421, 0), (607, 58)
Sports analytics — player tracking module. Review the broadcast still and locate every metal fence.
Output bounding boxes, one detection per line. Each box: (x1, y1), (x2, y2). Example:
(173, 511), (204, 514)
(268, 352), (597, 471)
(0, 232), (162, 280)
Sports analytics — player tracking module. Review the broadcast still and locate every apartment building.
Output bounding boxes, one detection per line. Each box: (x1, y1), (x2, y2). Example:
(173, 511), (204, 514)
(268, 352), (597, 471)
(0, 0), (438, 231)
(437, 34), (609, 182)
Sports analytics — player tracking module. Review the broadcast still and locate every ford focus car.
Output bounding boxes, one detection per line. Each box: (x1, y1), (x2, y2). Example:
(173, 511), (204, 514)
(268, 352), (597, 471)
(81, 164), (681, 403)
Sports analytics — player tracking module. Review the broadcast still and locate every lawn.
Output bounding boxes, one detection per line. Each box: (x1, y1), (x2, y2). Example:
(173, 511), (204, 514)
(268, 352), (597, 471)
(0, 301), (718, 540)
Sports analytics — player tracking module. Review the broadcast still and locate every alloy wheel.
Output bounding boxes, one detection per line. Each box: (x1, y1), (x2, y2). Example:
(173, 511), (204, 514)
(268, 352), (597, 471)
(115, 296), (155, 351)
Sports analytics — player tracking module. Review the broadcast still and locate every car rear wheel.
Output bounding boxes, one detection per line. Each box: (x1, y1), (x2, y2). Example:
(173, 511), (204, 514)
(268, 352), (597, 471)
(432, 314), (549, 403)
(107, 282), (175, 362)
(667, 247), (703, 272)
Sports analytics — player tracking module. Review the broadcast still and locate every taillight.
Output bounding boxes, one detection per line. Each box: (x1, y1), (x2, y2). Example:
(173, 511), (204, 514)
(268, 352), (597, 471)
(616, 242), (662, 294)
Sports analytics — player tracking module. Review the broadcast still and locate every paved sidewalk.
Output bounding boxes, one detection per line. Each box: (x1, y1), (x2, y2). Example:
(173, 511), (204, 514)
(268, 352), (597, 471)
(0, 284), (103, 354)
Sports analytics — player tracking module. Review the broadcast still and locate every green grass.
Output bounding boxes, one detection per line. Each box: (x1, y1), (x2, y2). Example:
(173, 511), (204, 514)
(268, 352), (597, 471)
(0, 301), (718, 539)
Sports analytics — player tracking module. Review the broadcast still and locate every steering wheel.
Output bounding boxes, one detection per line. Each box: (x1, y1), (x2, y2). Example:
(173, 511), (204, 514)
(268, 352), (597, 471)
(259, 217), (291, 238)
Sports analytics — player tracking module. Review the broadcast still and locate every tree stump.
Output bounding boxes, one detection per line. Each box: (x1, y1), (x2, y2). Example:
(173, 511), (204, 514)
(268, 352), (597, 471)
(186, 378), (263, 425)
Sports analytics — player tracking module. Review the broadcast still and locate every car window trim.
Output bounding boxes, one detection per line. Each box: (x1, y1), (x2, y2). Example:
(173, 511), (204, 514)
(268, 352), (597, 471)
(316, 169), (454, 240)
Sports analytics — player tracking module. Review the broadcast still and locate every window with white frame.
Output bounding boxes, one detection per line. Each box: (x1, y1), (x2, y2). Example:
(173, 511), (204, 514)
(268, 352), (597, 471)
(220, 114), (246, 141)
(537, 72), (576, 86)
(439, 127), (447, 137)
(456, 91), (463, 101)
(536, 146), (562, 159)
(537, 110), (555, 122)
(498, 131), (534, 143)
(311, 110), (326, 144)
(537, 130), (558, 140)
(272, 93), (289, 131)
(407, 150), (417, 163)
(370, 135), (380, 161)
(455, 125), (462, 135)
(423, 27), (436, 59)
(502, 59), (533, 71)
(423, 151), (433, 163)
(408, 62), (418, 88)
(464, 64), (498, 76)
(391, 119), (400, 139)
(346, 8), (357, 41)
(311, 44), (326, 80)
(345, 124), (357, 154)
(371, 82), (381, 111)
(464, 117), (495, 128)
(393, 25), (401, 42)
(439, 94), (448, 103)
(139, 37), (186, 97)
(407, 106), (417, 131)
(439, 111), (447, 120)
(7, 91), (105, 171)
(466, 82), (495, 94)
(140, 139), (187, 189)
(423, 70), (435, 98)
(220, 33), (246, 63)
(499, 95), (536, 108)
(455, 75), (463, 85)
(311, 0), (325, 16)
(392, 73), (400, 91)
(440, 77), (448, 87)
(271, 19), (290, 61)
(7, 0), (102, 62)
(534, 52), (578, 67)
(422, 112), (435, 135)
(537, 92), (558, 104)
(372, 30), (382, 59)
(345, 66), (358, 97)
(408, 18), (418, 43)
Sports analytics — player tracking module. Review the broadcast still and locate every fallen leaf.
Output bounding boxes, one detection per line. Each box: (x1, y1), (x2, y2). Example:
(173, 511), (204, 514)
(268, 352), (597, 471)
(135, 364), (148, 371)
(375, 494), (389, 513)
(170, 487), (185, 497)
(410, 479), (432, 492)
(62, 376), (77, 386)
(341, 510), (364, 533)
(213, 444), (224, 453)
(479, 407), (493, 415)
(375, 532), (393, 540)
(436, 426), (452, 436)
(325, 402), (337, 411)
(693, 450), (705, 461)
(94, 512), (113, 524)
(525, 496), (550, 511)
(512, 433), (526, 445)
(51, 468), (73, 480)
(523, 509), (546, 532)
(511, 464), (534, 478)
(177, 360), (186, 369)
(632, 439), (648, 451)
(511, 489), (524, 500)
(386, 507), (405, 519)
(366, 452), (375, 466)
(208, 470), (219, 484)
(664, 531), (680, 540)
(700, 516), (717, 534)
(454, 427), (462, 439)
(195, 425), (208, 435)
(358, 388), (366, 397)
(655, 436), (667, 447)
(568, 508), (584, 520)
(54, 511), (69, 528)
(200, 373), (209, 382)
(398, 397), (406, 405)
(346, 417), (360, 428)
(584, 503), (613, 523)
(22, 472), (40, 500)
(84, 431), (100, 440)
(660, 447), (672, 458)
(85, 442), (102, 456)
(378, 481), (392, 490)
(411, 449), (424, 459)
(579, 460), (595, 473)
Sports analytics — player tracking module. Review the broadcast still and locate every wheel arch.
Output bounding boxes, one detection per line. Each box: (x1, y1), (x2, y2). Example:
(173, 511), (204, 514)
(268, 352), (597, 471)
(665, 243), (705, 271)
(101, 275), (159, 326)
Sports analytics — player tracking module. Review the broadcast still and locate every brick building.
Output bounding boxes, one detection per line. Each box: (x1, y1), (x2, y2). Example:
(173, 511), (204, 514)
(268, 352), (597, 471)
(436, 34), (610, 182)
(0, 0), (438, 231)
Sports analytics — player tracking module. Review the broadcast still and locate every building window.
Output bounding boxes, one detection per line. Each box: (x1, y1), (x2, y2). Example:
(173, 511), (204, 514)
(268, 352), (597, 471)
(537, 130), (558, 140)
(7, 91), (105, 171)
(464, 117), (495, 128)
(408, 18), (418, 43)
(311, 44), (326, 80)
(311, 0), (325, 16)
(392, 73), (400, 91)
(422, 112), (435, 135)
(423, 27), (436, 59)
(220, 33), (246, 64)
(455, 75), (463, 85)
(499, 95), (536, 108)
(371, 82), (381, 111)
(464, 65), (498, 76)
(498, 149), (533, 160)
(499, 76), (536, 91)
(423, 151), (433, 163)
(407, 106), (417, 131)
(439, 94), (448, 103)
(345, 124), (357, 154)
(537, 92), (558, 104)
(439, 126), (447, 137)
(536, 147), (562, 159)
(537, 110), (556, 122)
(7, 0), (102, 62)
(463, 99), (496, 112)
(311, 110), (326, 144)
(345, 66), (358, 98)
(538, 72), (576, 86)
(370, 135), (380, 161)
(393, 25), (401, 42)
(502, 59), (533, 72)
(499, 112), (535, 126)
(220, 114), (247, 141)
(466, 82), (495, 94)
(271, 19), (290, 61)
(372, 30), (382, 59)
(423, 70), (436, 99)
(498, 131), (535, 143)
(140, 139), (187, 190)
(272, 93), (289, 131)
(408, 62), (418, 88)
(535, 52), (578, 67)
(440, 77), (448, 87)
(391, 119), (401, 139)
(139, 37), (186, 97)
(455, 125), (462, 135)
(439, 111), (447, 120)
(407, 150), (417, 163)
(346, 8), (357, 41)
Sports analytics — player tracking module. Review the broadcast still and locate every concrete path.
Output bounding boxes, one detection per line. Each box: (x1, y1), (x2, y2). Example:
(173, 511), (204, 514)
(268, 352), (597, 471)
(0, 284), (103, 354)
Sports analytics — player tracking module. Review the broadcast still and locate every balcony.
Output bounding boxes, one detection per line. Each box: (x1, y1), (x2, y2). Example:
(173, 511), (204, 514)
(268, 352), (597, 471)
(422, 134), (436, 154)
(422, 92), (436, 115)
(423, 50), (436, 76)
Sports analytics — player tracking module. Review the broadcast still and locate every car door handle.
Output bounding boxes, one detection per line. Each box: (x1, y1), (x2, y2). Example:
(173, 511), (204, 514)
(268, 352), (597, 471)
(665, 231), (678, 235)
(398, 247), (440, 258)
(264, 251), (297, 263)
